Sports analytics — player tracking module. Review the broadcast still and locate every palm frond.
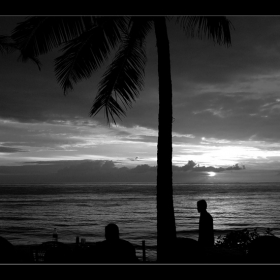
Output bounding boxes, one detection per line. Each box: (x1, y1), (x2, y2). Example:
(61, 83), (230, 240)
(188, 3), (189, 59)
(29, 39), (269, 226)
(11, 16), (96, 67)
(0, 35), (17, 54)
(90, 17), (153, 124)
(177, 16), (234, 47)
(54, 17), (128, 94)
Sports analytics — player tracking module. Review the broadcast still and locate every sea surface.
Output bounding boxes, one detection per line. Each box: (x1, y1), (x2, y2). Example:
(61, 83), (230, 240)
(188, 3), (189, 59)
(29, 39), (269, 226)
(1, 182), (280, 261)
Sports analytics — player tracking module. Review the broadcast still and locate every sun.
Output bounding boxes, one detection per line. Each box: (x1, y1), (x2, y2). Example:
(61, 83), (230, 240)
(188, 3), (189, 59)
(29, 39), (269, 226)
(207, 172), (216, 177)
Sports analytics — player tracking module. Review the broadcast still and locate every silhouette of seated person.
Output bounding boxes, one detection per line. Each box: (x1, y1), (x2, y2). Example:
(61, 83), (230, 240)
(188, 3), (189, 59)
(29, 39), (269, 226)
(0, 236), (15, 263)
(197, 199), (214, 247)
(95, 223), (138, 263)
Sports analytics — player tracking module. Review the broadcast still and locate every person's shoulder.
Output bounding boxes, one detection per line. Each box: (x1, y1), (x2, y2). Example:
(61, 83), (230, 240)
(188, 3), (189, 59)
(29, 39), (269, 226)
(95, 240), (108, 249)
(119, 239), (136, 252)
(119, 239), (133, 247)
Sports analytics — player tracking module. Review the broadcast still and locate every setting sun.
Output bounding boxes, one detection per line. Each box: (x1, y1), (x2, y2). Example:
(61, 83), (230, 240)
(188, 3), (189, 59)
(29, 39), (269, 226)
(207, 172), (216, 177)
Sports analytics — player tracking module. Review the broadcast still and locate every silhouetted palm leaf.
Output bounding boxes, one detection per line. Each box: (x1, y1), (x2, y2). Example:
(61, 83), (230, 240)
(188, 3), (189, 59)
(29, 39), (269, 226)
(54, 17), (128, 94)
(90, 17), (153, 124)
(176, 16), (233, 46)
(11, 16), (96, 68)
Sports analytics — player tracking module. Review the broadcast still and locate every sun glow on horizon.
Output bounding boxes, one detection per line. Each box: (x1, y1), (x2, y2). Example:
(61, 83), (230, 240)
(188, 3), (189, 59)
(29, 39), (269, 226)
(207, 172), (216, 177)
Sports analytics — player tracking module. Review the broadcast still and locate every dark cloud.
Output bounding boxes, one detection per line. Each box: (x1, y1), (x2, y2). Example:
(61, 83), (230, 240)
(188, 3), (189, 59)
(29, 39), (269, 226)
(0, 146), (27, 153)
(0, 160), (155, 183)
(168, 17), (280, 86)
(116, 131), (131, 136)
(0, 159), (245, 184)
(172, 90), (280, 142)
(172, 160), (244, 173)
(129, 164), (156, 173)
(127, 157), (141, 161)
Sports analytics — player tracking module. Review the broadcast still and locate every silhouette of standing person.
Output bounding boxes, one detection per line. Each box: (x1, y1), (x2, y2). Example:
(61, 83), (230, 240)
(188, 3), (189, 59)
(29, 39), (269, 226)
(197, 199), (214, 247)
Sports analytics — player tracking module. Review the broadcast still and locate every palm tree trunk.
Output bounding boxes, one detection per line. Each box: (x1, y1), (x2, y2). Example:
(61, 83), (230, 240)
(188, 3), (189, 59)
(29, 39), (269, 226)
(154, 17), (177, 262)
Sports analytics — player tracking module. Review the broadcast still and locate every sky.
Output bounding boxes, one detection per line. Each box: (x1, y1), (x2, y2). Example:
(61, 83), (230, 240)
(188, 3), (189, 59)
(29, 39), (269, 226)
(1, 15), (280, 183)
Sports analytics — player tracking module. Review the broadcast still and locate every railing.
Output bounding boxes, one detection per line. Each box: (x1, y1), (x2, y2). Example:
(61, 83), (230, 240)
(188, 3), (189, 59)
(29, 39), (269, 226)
(142, 240), (146, 262)
(30, 239), (148, 263)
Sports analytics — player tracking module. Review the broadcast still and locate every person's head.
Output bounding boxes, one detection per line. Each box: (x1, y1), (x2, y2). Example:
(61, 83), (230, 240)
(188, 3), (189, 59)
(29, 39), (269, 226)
(197, 199), (207, 213)
(105, 223), (119, 241)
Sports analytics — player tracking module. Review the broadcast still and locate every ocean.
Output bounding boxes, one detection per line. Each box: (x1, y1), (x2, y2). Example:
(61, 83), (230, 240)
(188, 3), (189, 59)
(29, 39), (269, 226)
(1, 182), (280, 262)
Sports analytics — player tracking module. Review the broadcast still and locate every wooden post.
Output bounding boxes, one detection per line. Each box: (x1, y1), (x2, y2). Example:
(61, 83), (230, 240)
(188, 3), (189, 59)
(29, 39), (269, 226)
(142, 240), (146, 262)
(35, 248), (38, 262)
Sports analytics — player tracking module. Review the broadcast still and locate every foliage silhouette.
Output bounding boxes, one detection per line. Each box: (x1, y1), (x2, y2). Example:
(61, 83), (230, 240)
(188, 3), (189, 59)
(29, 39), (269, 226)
(215, 228), (275, 253)
(9, 16), (233, 262)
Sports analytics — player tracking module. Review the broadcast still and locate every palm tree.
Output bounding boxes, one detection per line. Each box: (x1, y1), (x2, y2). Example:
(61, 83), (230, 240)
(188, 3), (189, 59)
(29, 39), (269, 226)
(10, 16), (233, 262)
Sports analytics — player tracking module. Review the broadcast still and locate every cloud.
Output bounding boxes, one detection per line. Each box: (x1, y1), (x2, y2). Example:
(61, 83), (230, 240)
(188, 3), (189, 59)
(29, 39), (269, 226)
(0, 159), (246, 184)
(1, 16), (280, 144)
(127, 157), (140, 161)
(2, 16), (280, 174)
(0, 146), (27, 153)
(170, 17), (280, 86)
(171, 89), (280, 142)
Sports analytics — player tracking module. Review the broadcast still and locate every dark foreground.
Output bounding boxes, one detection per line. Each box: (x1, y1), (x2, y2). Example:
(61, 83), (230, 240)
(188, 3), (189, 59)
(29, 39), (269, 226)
(1, 236), (280, 264)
